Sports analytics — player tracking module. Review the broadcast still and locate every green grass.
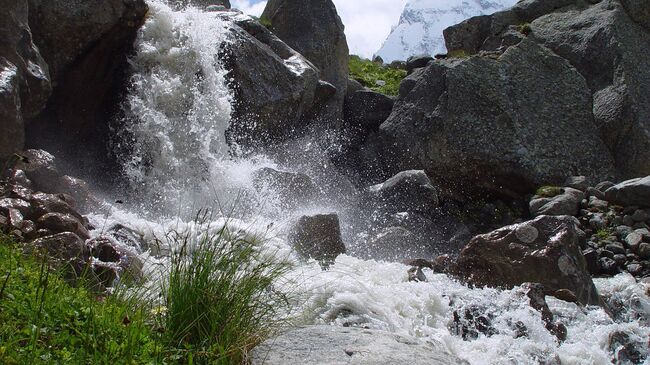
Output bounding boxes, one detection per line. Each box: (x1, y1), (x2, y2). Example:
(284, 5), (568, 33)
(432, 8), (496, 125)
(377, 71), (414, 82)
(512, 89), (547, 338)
(349, 55), (406, 96)
(163, 219), (291, 363)
(0, 220), (291, 364)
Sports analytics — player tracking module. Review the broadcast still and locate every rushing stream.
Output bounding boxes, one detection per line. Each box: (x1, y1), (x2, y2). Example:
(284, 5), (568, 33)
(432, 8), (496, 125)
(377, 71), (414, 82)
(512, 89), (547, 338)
(87, 1), (650, 364)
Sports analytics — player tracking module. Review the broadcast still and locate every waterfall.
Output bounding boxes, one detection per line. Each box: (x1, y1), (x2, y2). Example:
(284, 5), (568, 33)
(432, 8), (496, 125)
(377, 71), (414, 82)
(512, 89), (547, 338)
(89, 1), (650, 363)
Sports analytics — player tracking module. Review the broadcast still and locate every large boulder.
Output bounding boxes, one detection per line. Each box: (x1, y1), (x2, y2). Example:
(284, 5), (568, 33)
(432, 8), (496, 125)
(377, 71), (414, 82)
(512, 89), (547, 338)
(370, 38), (615, 198)
(0, 0), (51, 160)
(529, 187), (585, 216)
(444, 0), (650, 180)
(218, 15), (320, 146)
(26, 0), (148, 171)
(343, 90), (394, 132)
(250, 325), (466, 365)
(605, 176), (650, 207)
(261, 0), (349, 123)
(288, 213), (346, 266)
(454, 215), (601, 306)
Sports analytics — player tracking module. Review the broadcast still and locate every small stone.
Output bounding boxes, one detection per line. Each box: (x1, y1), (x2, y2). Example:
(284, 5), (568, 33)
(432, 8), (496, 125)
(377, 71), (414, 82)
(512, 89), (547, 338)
(615, 225), (633, 238)
(635, 228), (650, 240)
(588, 196), (608, 211)
(598, 249), (615, 259)
(613, 254), (627, 266)
(611, 216), (624, 226)
(632, 222), (649, 230)
(589, 215), (606, 230)
(20, 220), (36, 238)
(605, 243), (626, 255)
(0, 214), (7, 228)
(626, 263), (643, 276)
(553, 289), (579, 303)
(37, 213), (90, 240)
(407, 266), (427, 282)
(595, 181), (615, 191)
(564, 176), (589, 191)
(585, 187), (605, 200)
(599, 257), (619, 275)
(638, 243), (650, 259)
(632, 210), (648, 222)
(8, 208), (23, 230)
(625, 232), (643, 250)
(582, 249), (599, 274)
(623, 215), (635, 226)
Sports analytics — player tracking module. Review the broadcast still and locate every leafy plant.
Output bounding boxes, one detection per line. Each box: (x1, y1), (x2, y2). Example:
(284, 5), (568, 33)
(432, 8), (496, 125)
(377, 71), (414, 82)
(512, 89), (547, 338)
(518, 23), (532, 36)
(349, 55), (407, 96)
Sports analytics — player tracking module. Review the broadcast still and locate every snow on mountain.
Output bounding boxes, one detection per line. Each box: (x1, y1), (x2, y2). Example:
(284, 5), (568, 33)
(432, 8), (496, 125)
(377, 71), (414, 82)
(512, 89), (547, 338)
(375, 0), (517, 63)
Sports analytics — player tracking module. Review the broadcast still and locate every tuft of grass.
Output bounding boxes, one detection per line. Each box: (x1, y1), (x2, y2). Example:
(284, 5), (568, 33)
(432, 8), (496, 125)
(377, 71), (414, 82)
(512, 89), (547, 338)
(162, 215), (291, 363)
(595, 229), (611, 241)
(349, 55), (407, 96)
(535, 186), (563, 198)
(518, 23), (532, 36)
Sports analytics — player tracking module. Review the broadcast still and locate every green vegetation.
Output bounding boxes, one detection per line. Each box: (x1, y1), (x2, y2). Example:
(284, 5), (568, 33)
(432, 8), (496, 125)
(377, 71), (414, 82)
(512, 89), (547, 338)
(518, 23), (532, 36)
(595, 229), (612, 241)
(535, 186), (563, 198)
(0, 223), (290, 364)
(447, 49), (471, 58)
(349, 55), (407, 96)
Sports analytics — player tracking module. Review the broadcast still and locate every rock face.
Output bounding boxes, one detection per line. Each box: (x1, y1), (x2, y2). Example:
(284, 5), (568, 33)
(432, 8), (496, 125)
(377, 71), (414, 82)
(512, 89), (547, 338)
(454, 215), (601, 306)
(288, 214), (346, 266)
(368, 38), (616, 198)
(0, 0), (51, 160)
(444, 0), (650, 180)
(343, 90), (394, 133)
(262, 0), (349, 123)
(26, 0), (148, 171)
(219, 15), (320, 146)
(605, 176), (650, 208)
(250, 325), (466, 365)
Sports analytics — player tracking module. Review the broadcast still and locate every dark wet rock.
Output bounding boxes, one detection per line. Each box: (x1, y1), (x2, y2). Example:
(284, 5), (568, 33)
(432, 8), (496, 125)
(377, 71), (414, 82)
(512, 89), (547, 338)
(29, 192), (83, 222)
(454, 215), (601, 306)
(605, 176), (650, 208)
(262, 0), (349, 123)
(27, 0), (148, 166)
(599, 257), (619, 275)
(252, 167), (320, 208)
(530, 188), (585, 217)
(218, 15), (319, 146)
(609, 331), (645, 365)
(250, 325), (466, 365)
(638, 243), (650, 259)
(344, 90), (394, 132)
(368, 170), (439, 216)
(89, 236), (144, 283)
(451, 305), (497, 340)
(582, 248), (600, 274)
(0, 0), (51, 160)
(27, 232), (89, 261)
(288, 214), (346, 266)
(406, 55), (434, 74)
(0, 198), (31, 217)
(553, 289), (579, 304)
(519, 283), (568, 342)
(36, 213), (90, 240)
(407, 266), (427, 282)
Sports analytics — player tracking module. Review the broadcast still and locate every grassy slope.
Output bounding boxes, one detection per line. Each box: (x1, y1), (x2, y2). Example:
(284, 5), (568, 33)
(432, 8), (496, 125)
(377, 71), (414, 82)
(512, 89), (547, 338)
(348, 55), (406, 96)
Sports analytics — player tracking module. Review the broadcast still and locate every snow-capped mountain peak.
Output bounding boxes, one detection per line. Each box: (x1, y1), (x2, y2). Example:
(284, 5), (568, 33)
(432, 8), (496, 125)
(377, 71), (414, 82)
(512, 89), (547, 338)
(375, 0), (518, 63)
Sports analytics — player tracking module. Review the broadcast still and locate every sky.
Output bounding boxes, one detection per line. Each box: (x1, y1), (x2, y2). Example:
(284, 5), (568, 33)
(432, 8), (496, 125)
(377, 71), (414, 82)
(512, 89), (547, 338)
(230, 0), (408, 58)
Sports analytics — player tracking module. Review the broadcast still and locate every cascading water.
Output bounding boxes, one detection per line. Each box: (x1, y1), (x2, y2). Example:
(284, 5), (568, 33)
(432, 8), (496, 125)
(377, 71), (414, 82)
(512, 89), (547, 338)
(90, 1), (650, 364)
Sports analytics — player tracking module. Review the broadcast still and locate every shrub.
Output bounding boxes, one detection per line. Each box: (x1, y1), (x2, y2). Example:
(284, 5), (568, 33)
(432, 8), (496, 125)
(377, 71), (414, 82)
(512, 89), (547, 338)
(348, 55), (406, 96)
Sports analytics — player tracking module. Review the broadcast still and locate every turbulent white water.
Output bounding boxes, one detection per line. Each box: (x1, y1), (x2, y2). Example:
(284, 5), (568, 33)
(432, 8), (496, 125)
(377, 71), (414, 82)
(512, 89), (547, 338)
(93, 1), (650, 364)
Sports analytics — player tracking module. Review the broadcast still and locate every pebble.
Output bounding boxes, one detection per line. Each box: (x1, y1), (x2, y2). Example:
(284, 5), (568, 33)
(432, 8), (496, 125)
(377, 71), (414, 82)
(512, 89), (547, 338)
(635, 228), (650, 240)
(623, 215), (635, 226)
(632, 210), (648, 222)
(632, 222), (649, 230)
(613, 254), (627, 266)
(599, 257), (619, 275)
(605, 243), (626, 255)
(615, 225), (633, 238)
(582, 248), (599, 273)
(589, 215), (606, 230)
(599, 249), (615, 259)
(638, 243), (650, 260)
(626, 263), (643, 276)
(588, 196), (608, 210)
(595, 181), (615, 191)
(625, 232), (642, 250)
(585, 187), (606, 200)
